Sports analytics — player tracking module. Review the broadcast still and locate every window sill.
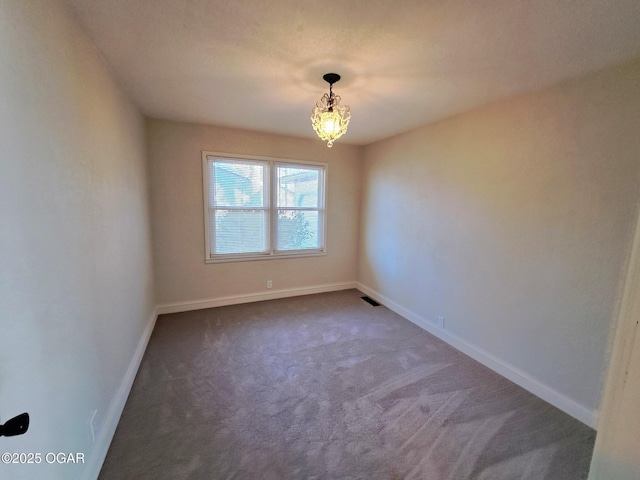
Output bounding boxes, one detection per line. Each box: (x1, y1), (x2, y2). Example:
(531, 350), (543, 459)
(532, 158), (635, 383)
(205, 251), (327, 264)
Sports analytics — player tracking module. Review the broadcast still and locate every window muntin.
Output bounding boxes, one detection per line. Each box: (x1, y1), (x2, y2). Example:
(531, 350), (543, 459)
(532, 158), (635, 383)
(203, 153), (326, 262)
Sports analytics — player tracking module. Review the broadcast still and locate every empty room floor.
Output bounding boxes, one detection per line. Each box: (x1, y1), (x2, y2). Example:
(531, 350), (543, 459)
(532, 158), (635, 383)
(99, 289), (595, 479)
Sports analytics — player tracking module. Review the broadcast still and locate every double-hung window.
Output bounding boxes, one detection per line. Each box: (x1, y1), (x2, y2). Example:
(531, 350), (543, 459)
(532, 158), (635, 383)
(203, 152), (326, 262)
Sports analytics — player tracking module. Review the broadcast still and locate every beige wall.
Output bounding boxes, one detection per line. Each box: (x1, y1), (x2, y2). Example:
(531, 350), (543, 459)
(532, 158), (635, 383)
(359, 59), (640, 420)
(147, 119), (361, 307)
(0, 1), (155, 479)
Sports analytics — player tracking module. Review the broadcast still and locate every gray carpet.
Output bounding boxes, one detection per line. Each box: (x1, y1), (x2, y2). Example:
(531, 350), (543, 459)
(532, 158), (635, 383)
(99, 289), (595, 479)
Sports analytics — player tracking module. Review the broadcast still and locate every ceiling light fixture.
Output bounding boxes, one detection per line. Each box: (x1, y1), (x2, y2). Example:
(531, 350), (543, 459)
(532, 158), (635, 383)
(310, 73), (351, 148)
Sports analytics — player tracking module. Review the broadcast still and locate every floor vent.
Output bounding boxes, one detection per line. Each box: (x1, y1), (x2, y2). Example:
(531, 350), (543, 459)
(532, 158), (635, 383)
(361, 296), (380, 307)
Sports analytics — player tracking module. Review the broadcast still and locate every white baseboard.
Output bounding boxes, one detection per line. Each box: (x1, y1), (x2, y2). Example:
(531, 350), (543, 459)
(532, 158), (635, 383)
(82, 308), (159, 480)
(156, 281), (358, 315)
(356, 283), (597, 428)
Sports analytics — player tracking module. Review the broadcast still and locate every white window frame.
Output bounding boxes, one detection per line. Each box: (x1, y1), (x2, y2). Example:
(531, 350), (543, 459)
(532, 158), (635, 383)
(202, 151), (327, 263)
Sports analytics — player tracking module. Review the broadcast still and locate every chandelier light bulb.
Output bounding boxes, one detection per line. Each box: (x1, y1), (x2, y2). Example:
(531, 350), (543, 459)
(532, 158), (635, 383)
(322, 112), (340, 135)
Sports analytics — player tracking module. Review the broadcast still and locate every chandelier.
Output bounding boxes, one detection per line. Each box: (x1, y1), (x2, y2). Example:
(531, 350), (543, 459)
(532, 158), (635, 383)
(310, 73), (351, 147)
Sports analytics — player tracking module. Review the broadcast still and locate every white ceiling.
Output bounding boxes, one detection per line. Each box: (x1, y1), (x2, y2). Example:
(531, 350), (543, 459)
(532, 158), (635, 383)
(65, 0), (640, 146)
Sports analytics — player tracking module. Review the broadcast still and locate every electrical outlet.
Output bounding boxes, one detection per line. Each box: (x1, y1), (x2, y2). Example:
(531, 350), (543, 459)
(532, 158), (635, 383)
(437, 316), (445, 328)
(267, 280), (272, 289)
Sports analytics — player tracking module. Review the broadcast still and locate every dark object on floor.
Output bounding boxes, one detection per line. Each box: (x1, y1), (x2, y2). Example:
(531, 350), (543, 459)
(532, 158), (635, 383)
(361, 295), (380, 306)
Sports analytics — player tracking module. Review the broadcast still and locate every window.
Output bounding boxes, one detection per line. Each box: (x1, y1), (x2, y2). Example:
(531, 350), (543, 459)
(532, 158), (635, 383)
(202, 152), (326, 262)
